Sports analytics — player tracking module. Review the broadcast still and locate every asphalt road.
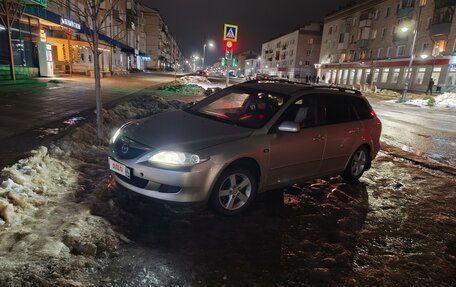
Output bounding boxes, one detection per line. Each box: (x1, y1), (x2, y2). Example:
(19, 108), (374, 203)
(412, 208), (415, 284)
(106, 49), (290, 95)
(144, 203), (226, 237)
(370, 100), (456, 167)
(0, 72), (178, 168)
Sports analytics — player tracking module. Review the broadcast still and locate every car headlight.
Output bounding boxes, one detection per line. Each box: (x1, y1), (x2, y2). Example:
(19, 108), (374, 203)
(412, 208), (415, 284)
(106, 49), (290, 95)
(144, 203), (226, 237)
(110, 127), (122, 144)
(148, 151), (203, 166)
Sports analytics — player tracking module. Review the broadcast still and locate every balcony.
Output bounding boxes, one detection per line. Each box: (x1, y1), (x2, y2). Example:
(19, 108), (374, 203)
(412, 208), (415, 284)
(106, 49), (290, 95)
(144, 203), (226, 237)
(338, 42), (348, 50)
(356, 39), (369, 48)
(397, 7), (414, 18)
(359, 19), (372, 28)
(430, 23), (452, 37)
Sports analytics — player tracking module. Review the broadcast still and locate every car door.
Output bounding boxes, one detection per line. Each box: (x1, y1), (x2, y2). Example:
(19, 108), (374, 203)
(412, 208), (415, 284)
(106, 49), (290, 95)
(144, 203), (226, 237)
(266, 95), (326, 187)
(321, 94), (363, 174)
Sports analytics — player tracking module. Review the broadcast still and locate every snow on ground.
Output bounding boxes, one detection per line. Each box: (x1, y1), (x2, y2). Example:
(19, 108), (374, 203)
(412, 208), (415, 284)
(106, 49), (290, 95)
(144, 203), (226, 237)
(371, 89), (456, 109)
(434, 92), (456, 109)
(404, 93), (456, 109)
(156, 75), (223, 97)
(0, 94), (188, 285)
(176, 75), (225, 90)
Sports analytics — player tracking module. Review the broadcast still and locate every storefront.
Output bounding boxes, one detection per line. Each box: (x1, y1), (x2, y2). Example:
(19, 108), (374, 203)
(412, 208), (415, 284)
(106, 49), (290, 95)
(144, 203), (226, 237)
(0, 14), (41, 79)
(1, 3), (135, 79)
(320, 57), (452, 92)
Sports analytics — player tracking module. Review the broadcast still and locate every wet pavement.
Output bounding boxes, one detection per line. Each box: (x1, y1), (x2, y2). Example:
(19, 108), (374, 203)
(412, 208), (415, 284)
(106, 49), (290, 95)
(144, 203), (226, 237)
(0, 72), (178, 140)
(87, 152), (456, 287)
(0, 72), (178, 168)
(370, 99), (456, 167)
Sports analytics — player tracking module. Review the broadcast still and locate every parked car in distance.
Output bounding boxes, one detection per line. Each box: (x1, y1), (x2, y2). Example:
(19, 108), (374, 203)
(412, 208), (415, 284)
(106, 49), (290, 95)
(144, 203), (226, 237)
(255, 73), (269, 80)
(109, 81), (382, 215)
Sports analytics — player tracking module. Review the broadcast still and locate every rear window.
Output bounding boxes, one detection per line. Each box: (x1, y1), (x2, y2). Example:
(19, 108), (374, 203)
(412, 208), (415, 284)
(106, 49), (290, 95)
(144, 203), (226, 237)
(351, 97), (374, 120)
(323, 95), (358, 124)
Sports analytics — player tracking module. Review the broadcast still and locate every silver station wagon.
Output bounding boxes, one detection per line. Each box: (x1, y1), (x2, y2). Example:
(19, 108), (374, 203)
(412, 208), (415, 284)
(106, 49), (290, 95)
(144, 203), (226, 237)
(109, 81), (382, 215)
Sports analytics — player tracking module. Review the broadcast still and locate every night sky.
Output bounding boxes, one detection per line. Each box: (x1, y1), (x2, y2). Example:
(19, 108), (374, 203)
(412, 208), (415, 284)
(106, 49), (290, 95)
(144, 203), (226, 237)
(142, 0), (356, 65)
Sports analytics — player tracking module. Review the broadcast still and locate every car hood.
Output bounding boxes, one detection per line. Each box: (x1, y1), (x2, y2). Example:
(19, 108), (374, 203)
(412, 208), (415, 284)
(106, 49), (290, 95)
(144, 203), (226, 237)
(123, 110), (253, 152)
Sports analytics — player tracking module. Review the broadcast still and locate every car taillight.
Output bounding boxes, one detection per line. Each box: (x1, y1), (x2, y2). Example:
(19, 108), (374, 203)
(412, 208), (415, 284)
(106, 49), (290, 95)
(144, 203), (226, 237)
(370, 110), (377, 118)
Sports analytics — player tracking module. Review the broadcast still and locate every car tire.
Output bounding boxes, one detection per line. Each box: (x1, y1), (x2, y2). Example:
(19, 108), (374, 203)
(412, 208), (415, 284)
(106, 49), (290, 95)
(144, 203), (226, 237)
(210, 167), (257, 216)
(341, 146), (370, 182)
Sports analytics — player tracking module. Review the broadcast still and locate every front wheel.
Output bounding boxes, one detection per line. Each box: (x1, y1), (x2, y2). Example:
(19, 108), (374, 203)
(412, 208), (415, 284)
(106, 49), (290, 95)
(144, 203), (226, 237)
(342, 146), (370, 181)
(210, 167), (257, 216)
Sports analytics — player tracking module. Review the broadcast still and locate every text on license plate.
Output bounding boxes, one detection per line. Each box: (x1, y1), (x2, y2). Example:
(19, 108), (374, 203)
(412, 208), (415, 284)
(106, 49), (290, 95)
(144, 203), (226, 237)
(109, 158), (131, 179)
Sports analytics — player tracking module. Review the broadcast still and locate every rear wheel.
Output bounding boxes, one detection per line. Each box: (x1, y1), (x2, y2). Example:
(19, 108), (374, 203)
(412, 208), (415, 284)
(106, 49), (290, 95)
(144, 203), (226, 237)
(210, 167), (257, 216)
(342, 146), (369, 181)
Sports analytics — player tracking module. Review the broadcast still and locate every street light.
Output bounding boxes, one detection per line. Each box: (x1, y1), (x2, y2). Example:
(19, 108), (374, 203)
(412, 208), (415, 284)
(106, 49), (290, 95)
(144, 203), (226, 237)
(192, 55), (199, 72)
(400, 0), (426, 103)
(202, 41), (214, 69)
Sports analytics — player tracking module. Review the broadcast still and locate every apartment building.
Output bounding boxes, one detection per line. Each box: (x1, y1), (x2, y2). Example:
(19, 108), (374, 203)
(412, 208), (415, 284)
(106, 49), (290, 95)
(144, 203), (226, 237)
(259, 22), (323, 80)
(319, 0), (456, 92)
(142, 6), (182, 71)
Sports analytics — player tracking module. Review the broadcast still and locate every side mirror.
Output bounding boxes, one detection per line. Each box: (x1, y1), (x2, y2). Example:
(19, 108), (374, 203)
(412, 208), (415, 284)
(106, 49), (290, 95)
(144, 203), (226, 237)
(278, 121), (300, 133)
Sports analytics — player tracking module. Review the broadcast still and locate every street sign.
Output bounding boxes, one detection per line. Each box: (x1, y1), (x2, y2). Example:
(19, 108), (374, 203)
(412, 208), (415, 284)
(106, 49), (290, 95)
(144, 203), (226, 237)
(224, 24), (238, 42)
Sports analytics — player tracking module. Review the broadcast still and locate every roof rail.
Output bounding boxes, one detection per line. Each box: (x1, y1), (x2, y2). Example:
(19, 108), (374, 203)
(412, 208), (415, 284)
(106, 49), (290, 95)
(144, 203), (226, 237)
(243, 79), (310, 85)
(311, 84), (362, 95)
(241, 80), (362, 95)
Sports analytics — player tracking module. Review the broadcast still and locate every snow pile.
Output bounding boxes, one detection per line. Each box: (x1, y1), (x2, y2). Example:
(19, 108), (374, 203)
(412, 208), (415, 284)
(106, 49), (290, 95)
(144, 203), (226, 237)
(175, 75), (211, 85)
(434, 93), (456, 109)
(0, 95), (185, 285)
(404, 93), (456, 109)
(157, 84), (206, 96)
(375, 89), (402, 98)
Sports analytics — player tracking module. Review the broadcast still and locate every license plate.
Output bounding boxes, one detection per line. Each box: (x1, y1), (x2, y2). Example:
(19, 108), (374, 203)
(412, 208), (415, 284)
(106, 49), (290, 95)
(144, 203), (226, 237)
(109, 158), (131, 179)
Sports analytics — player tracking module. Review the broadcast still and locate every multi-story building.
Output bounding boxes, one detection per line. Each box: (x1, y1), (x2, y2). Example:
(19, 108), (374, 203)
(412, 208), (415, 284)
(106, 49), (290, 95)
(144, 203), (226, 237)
(319, 0), (456, 92)
(259, 22), (323, 80)
(142, 6), (181, 71)
(0, 0), (155, 79)
(244, 56), (261, 78)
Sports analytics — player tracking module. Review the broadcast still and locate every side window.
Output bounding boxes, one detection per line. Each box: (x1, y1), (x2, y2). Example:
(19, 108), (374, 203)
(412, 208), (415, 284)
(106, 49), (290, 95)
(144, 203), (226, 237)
(279, 95), (322, 128)
(350, 97), (374, 120)
(323, 95), (358, 125)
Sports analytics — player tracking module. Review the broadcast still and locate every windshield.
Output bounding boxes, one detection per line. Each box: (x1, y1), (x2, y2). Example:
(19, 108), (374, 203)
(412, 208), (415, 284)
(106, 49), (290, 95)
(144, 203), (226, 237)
(188, 88), (288, 129)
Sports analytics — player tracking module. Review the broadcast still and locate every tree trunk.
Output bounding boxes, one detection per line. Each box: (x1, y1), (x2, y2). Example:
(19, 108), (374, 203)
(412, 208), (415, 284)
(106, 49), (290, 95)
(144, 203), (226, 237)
(2, 0), (16, 81)
(93, 32), (103, 144)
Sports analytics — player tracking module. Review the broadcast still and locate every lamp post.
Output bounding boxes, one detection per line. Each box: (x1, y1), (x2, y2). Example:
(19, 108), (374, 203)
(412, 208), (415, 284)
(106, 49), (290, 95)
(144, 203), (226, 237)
(400, 0), (425, 103)
(202, 41), (214, 69)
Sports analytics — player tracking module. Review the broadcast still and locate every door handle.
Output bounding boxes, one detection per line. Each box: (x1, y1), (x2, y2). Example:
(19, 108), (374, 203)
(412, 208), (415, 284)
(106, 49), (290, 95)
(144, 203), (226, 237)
(348, 128), (360, 134)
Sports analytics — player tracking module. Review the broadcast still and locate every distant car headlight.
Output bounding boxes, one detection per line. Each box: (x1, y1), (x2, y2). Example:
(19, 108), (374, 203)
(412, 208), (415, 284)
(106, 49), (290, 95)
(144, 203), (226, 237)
(110, 128), (122, 144)
(148, 151), (203, 166)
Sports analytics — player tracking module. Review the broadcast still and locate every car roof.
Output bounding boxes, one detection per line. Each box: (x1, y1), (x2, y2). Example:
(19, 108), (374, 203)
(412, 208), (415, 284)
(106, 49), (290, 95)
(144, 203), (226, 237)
(236, 80), (363, 97)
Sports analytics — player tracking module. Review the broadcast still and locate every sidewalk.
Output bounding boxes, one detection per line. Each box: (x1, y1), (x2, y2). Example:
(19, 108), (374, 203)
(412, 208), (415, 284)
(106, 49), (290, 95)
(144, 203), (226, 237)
(0, 72), (177, 141)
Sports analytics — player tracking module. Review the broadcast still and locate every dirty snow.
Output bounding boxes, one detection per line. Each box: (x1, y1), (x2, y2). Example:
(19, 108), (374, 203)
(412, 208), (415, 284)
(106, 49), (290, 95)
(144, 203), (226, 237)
(375, 90), (456, 109)
(404, 93), (456, 108)
(176, 75), (225, 90)
(0, 95), (187, 285)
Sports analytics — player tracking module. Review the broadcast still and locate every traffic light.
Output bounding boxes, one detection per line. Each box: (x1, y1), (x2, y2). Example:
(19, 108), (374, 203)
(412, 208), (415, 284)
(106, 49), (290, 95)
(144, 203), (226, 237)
(225, 40), (233, 49)
(232, 58), (237, 67)
(221, 57), (226, 66)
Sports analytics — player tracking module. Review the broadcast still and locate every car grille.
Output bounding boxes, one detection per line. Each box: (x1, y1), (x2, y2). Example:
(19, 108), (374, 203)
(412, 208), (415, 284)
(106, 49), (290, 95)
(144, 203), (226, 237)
(112, 135), (151, 160)
(116, 173), (149, 189)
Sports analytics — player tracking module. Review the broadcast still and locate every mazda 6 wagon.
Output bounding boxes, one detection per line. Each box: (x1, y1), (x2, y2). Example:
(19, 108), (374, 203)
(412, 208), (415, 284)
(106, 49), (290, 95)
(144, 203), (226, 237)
(109, 81), (381, 215)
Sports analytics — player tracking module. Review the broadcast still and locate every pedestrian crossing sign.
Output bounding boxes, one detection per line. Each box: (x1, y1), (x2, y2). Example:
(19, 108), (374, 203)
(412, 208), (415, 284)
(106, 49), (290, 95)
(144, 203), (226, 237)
(224, 24), (238, 42)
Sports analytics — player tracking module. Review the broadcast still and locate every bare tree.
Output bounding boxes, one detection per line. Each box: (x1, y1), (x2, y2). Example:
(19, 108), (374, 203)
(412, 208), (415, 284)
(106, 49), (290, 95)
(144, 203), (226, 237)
(0, 0), (27, 80)
(50, 0), (120, 144)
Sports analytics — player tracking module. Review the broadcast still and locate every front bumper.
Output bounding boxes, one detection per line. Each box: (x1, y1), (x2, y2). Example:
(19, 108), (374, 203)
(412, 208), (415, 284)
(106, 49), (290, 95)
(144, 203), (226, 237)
(110, 157), (224, 204)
